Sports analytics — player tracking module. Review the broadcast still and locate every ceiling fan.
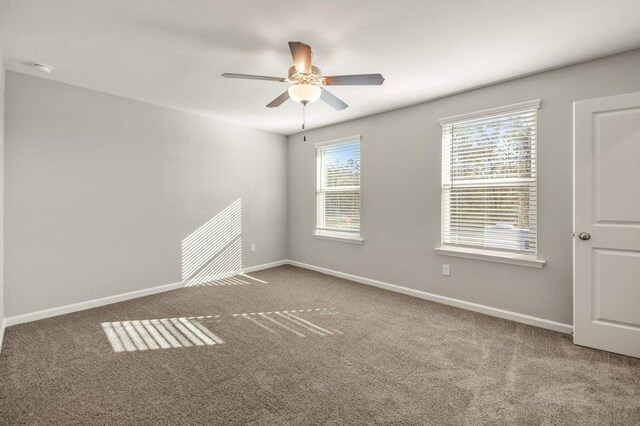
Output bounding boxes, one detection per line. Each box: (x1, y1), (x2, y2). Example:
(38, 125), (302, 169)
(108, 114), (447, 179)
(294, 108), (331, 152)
(222, 41), (384, 112)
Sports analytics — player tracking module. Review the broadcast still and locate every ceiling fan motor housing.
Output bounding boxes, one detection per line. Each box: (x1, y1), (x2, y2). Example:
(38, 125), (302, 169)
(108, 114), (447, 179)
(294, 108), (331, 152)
(288, 66), (323, 85)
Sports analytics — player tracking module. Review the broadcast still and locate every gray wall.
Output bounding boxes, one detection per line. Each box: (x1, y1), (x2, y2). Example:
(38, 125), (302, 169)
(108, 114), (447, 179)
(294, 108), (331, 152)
(288, 49), (640, 325)
(5, 71), (287, 317)
(0, 48), (5, 326)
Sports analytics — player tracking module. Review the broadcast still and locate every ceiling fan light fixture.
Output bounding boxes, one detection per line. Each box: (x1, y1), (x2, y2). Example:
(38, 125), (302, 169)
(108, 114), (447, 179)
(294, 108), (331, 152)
(288, 84), (321, 104)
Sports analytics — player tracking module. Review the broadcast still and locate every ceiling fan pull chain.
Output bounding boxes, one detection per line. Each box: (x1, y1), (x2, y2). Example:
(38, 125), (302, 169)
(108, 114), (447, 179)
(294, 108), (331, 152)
(302, 103), (308, 141)
(302, 102), (307, 130)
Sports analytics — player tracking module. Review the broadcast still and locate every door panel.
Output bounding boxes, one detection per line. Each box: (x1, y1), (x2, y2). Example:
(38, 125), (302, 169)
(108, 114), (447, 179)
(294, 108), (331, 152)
(574, 91), (640, 358)
(593, 109), (640, 223)
(593, 249), (640, 327)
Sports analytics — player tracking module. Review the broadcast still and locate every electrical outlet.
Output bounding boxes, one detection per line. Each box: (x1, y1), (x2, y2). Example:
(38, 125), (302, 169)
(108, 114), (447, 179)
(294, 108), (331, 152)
(250, 243), (256, 252)
(442, 264), (450, 276)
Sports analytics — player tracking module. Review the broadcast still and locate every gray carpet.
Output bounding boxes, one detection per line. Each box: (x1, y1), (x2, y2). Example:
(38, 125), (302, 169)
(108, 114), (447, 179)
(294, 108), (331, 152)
(0, 265), (639, 425)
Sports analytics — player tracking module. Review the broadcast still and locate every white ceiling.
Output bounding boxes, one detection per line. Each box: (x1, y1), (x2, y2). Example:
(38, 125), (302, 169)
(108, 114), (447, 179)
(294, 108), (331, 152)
(2, 0), (640, 135)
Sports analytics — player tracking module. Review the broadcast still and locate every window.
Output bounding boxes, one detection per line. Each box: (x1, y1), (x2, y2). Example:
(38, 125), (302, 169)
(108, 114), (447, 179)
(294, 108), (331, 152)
(438, 100), (542, 265)
(315, 136), (362, 243)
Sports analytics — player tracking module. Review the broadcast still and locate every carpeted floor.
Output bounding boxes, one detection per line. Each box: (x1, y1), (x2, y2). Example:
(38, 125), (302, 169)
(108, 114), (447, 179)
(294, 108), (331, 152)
(0, 265), (639, 425)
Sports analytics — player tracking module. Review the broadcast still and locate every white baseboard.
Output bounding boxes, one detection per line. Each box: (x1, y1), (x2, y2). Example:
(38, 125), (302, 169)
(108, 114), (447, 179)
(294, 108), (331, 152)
(243, 259), (288, 273)
(4, 280), (186, 327)
(2, 258), (572, 336)
(183, 269), (242, 286)
(287, 260), (573, 335)
(0, 318), (6, 353)
(4, 260), (287, 328)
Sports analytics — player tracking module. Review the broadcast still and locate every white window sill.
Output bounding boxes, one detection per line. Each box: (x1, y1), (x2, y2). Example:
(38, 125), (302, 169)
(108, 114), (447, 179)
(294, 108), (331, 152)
(313, 231), (364, 245)
(435, 246), (545, 268)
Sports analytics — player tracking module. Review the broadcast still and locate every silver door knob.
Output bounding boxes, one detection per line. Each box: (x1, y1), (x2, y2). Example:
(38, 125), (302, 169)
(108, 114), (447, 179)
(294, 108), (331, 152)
(578, 232), (591, 241)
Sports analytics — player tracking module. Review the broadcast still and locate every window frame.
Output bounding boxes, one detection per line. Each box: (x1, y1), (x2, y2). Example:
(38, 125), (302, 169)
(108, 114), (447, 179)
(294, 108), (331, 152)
(436, 100), (545, 268)
(313, 135), (364, 244)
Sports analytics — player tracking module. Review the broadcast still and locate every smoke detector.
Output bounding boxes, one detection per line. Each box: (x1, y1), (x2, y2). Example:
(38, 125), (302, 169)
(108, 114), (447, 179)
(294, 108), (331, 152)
(32, 63), (53, 74)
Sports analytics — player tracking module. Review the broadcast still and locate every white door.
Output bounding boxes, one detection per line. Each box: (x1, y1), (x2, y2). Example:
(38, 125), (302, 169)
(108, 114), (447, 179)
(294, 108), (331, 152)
(574, 91), (640, 358)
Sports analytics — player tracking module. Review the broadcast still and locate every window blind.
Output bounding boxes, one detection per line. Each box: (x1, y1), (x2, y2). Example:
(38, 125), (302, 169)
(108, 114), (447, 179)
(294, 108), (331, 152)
(316, 139), (361, 233)
(441, 105), (538, 255)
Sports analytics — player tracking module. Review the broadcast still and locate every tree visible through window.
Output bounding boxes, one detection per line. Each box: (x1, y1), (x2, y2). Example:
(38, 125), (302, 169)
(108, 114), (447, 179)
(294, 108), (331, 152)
(316, 138), (361, 234)
(441, 102), (539, 255)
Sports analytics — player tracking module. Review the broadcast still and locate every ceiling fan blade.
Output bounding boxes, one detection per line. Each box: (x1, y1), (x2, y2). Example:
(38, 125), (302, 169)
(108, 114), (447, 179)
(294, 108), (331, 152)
(266, 90), (290, 108)
(288, 41), (312, 74)
(222, 73), (285, 82)
(320, 88), (348, 110)
(324, 74), (385, 85)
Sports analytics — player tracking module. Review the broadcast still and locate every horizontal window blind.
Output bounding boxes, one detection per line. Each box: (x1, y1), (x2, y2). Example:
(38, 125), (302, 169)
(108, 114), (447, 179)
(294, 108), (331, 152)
(316, 139), (361, 233)
(441, 107), (538, 255)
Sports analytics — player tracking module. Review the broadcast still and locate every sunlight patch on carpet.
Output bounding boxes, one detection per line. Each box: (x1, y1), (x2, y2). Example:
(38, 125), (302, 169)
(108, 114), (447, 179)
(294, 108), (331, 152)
(102, 316), (224, 352)
(234, 308), (342, 337)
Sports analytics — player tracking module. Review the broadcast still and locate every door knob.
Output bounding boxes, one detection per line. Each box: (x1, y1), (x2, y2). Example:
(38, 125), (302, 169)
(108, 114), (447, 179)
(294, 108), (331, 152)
(578, 232), (591, 241)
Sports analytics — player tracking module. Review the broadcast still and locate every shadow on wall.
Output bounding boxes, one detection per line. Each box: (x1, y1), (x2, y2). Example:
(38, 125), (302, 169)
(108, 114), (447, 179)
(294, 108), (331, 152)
(181, 199), (242, 286)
